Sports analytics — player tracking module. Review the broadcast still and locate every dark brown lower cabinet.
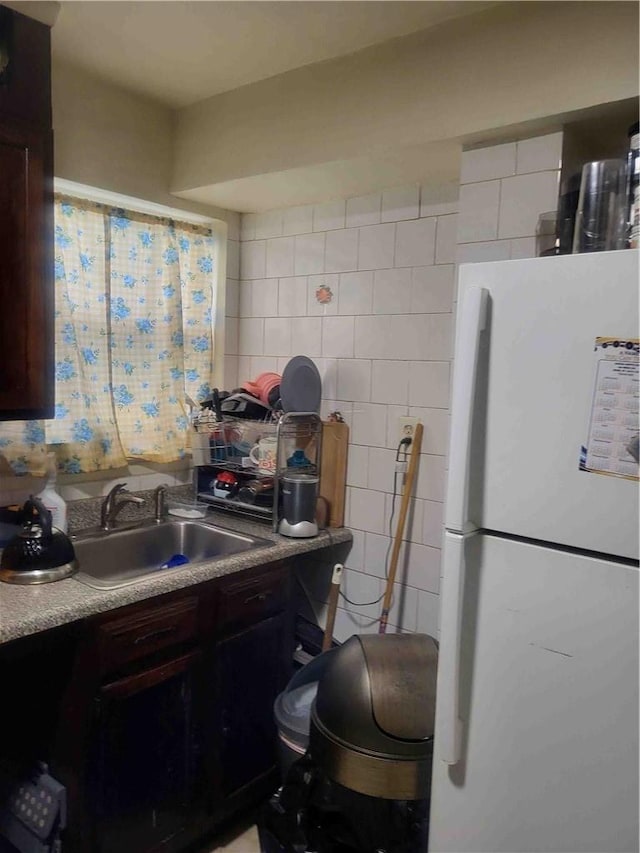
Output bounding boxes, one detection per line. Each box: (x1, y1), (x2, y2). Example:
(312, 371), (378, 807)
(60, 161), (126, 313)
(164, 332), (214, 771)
(90, 651), (200, 853)
(214, 614), (287, 799)
(26, 562), (295, 853)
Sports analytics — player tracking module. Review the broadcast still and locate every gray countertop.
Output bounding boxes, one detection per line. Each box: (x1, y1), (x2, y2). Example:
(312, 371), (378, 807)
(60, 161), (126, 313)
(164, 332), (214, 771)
(0, 505), (352, 645)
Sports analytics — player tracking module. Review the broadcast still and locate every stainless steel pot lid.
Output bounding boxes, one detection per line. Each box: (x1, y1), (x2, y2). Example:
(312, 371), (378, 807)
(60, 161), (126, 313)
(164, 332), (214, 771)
(280, 356), (321, 413)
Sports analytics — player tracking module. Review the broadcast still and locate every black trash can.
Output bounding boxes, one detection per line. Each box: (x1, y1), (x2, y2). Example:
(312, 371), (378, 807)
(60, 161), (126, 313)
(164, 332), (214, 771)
(260, 633), (438, 853)
(273, 647), (339, 779)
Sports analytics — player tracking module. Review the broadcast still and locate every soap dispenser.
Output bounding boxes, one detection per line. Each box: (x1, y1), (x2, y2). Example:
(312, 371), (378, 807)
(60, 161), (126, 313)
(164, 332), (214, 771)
(36, 453), (68, 533)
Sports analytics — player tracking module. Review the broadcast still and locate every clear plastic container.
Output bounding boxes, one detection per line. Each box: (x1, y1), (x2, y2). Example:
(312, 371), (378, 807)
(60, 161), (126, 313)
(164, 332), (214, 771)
(166, 498), (208, 519)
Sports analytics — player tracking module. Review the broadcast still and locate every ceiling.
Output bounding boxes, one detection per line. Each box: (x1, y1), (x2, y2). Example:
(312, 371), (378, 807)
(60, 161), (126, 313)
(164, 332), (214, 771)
(49, 1), (496, 109)
(8, 0), (500, 211)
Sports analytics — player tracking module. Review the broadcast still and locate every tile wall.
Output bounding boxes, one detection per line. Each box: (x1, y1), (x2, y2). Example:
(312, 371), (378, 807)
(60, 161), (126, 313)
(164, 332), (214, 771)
(227, 184), (459, 639)
(457, 132), (562, 263)
(0, 130), (561, 639)
(226, 130), (563, 642)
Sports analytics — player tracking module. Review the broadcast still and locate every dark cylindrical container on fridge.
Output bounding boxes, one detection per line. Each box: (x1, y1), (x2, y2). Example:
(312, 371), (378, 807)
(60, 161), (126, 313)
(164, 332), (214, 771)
(278, 473), (319, 538)
(557, 172), (581, 254)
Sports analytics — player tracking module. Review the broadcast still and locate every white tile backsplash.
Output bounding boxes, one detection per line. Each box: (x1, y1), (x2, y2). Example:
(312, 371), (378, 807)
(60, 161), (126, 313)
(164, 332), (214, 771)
(226, 240), (240, 279)
(240, 212), (256, 241)
(422, 499), (444, 549)
(265, 236), (295, 278)
(278, 276), (308, 317)
(225, 277), (239, 317)
(367, 446), (397, 492)
(460, 142), (516, 184)
(354, 315), (394, 359)
(387, 582), (418, 632)
(516, 132), (563, 175)
(410, 265), (454, 314)
(401, 542), (441, 594)
(313, 200), (345, 232)
(282, 205), (313, 236)
(238, 317), (264, 356)
(225, 317), (238, 355)
(347, 444), (368, 488)
(373, 268), (412, 314)
(381, 185), (420, 223)
(408, 360), (450, 409)
(314, 357), (339, 399)
(240, 240), (266, 279)
(435, 214), (458, 265)
(325, 228), (358, 273)
(264, 317), (292, 356)
(457, 180), (501, 243)
(295, 232), (325, 275)
(351, 402), (388, 448)
(417, 590), (440, 637)
(322, 316), (355, 358)
(364, 532), (392, 579)
(420, 181), (459, 217)
(409, 406), (449, 456)
(395, 218), (436, 268)
(252, 278), (279, 317)
(338, 271), (373, 316)
(346, 193), (381, 228)
(371, 361), (409, 405)
(290, 316), (322, 357)
(456, 240), (511, 264)
(345, 528), (365, 571)
(254, 210), (283, 240)
(358, 223), (396, 270)
(348, 487), (386, 535)
(238, 280), (252, 317)
(336, 359), (372, 403)
(498, 171), (560, 239)
(509, 237), (538, 259)
(415, 453), (446, 502)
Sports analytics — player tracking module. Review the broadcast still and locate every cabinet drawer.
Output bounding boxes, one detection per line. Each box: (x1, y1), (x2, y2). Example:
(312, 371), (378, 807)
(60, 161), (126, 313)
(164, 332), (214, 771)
(97, 597), (199, 673)
(218, 565), (286, 634)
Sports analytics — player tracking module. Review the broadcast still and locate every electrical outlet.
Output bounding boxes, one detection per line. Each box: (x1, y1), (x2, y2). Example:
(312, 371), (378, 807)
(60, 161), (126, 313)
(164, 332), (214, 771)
(396, 416), (419, 447)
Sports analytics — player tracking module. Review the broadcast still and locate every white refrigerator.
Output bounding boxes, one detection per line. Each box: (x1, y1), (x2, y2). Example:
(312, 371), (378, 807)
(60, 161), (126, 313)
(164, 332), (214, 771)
(429, 250), (639, 853)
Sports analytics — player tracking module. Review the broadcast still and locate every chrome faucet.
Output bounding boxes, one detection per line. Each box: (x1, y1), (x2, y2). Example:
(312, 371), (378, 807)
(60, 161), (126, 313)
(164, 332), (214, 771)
(101, 483), (145, 531)
(153, 484), (168, 523)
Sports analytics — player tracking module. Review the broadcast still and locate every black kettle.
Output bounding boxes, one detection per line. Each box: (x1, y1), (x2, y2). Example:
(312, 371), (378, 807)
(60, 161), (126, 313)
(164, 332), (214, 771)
(0, 496), (78, 584)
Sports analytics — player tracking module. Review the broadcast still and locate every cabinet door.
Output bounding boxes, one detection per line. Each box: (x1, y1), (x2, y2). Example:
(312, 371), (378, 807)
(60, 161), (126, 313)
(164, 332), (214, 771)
(91, 651), (199, 853)
(0, 118), (53, 418)
(215, 615), (287, 797)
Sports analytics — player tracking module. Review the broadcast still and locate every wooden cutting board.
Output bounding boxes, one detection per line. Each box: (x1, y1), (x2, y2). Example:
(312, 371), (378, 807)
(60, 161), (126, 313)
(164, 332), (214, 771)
(319, 421), (349, 528)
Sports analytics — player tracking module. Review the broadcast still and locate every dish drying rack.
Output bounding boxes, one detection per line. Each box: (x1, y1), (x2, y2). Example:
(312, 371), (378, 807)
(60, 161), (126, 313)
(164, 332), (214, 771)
(192, 412), (322, 530)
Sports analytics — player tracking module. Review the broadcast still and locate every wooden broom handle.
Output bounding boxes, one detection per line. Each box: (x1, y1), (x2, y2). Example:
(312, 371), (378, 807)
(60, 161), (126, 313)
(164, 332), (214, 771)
(379, 422), (423, 633)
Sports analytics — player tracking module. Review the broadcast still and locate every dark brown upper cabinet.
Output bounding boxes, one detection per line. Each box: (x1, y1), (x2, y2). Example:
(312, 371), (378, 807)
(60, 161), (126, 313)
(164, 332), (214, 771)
(0, 5), (53, 420)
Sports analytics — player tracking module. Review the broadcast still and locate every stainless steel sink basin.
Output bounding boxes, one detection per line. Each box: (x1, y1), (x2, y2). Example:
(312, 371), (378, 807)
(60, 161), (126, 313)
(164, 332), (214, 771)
(73, 519), (273, 589)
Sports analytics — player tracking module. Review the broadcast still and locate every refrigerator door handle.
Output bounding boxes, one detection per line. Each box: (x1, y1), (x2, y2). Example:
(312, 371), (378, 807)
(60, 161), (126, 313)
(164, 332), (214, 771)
(445, 286), (488, 533)
(437, 532), (471, 765)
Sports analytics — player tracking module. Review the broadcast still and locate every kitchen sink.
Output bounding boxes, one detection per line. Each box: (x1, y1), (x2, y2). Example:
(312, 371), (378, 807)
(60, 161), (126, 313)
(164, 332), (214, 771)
(73, 519), (274, 589)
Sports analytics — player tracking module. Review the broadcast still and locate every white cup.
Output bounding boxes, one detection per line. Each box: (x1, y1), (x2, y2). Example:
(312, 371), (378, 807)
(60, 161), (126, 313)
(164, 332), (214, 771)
(249, 436), (278, 473)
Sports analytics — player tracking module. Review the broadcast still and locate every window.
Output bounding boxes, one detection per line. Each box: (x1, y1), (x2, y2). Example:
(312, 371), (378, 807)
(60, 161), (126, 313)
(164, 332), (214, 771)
(0, 193), (219, 475)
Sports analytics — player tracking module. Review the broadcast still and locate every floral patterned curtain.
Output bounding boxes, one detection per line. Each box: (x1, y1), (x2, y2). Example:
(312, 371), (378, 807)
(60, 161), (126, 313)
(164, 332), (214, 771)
(0, 195), (216, 475)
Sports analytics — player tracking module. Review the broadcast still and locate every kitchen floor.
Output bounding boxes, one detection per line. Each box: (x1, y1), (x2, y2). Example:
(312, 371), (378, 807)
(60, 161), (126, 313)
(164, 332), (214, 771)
(201, 815), (261, 852)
